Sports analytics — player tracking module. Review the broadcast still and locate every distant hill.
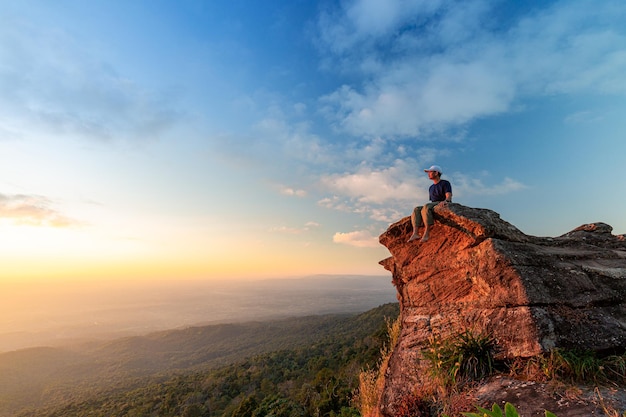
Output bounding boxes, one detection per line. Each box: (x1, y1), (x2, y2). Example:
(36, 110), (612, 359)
(0, 303), (399, 416)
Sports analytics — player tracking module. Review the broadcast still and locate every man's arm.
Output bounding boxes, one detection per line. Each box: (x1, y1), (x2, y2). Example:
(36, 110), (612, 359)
(438, 192), (452, 206)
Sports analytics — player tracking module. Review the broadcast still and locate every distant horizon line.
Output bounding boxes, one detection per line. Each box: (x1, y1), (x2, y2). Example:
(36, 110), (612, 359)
(0, 272), (392, 287)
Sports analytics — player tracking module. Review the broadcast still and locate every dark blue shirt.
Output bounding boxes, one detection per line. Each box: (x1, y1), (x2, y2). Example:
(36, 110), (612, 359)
(429, 180), (452, 202)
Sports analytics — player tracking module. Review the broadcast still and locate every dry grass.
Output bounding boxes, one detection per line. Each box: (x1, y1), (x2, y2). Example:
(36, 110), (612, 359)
(594, 387), (626, 417)
(356, 315), (402, 417)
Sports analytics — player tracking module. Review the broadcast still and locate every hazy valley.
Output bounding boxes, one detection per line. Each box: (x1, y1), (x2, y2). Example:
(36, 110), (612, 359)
(0, 275), (396, 352)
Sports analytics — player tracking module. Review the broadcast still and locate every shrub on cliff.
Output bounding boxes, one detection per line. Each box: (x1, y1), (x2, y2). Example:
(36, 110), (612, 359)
(422, 330), (497, 389)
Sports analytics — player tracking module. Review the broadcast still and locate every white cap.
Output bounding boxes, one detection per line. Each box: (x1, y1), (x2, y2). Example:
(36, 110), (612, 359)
(424, 165), (442, 174)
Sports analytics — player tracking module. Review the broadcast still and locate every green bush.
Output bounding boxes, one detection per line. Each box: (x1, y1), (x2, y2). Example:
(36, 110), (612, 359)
(604, 353), (626, 383)
(510, 349), (626, 385)
(422, 330), (497, 388)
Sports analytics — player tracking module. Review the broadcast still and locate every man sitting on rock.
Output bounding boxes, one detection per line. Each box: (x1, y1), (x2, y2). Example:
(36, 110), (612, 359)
(408, 165), (452, 243)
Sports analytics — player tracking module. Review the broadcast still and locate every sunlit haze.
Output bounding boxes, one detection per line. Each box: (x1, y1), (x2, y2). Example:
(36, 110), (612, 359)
(2, 0), (626, 284)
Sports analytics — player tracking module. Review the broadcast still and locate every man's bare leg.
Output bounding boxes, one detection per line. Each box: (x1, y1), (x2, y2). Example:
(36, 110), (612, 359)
(420, 208), (430, 242)
(407, 208), (421, 242)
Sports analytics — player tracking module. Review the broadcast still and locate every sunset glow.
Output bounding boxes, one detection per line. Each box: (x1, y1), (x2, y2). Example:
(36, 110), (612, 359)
(1, 0), (626, 284)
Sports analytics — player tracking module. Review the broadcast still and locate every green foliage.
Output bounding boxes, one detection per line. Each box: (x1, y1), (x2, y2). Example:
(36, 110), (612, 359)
(251, 395), (306, 417)
(509, 349), (626, 385)
(553, 349), (604, 382)
(230, 394), (259, 417)
(422, 330), (497, 388)
(461, 402), (557, 417)
(601, 353), (626, 384)
(461, 402), (506, 417)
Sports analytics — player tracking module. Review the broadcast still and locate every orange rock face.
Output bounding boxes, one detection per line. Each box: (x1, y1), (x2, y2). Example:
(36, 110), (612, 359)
(377, 204), (626, 416)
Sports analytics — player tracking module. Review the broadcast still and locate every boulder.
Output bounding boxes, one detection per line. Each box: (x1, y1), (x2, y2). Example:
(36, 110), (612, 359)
(377, 204), (626, 416)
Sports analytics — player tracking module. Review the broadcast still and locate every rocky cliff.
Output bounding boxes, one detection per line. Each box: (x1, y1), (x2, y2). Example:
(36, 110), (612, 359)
(378, 204), (626, 416)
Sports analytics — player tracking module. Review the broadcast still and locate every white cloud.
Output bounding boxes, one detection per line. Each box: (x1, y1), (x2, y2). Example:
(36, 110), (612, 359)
(293, 102), (307, 114)
(322, 57), (515, 137)
(332, 229), (379, 248)
(564, 111), (605, 125)
(317, 0), (626, 138)
(211, 107), (345, 178)
(269, 221), (320, 235)
(368, 207), (406, 223)
(317, 0), (446, 54)
(318, 195), (405, 223)
(319, 159), (424, 205)
(451, 174), (527, 197)
(269, 226), (304, 234)
(0, 193), (79, 227)
(279, 186), (307, 197)
(507, 3), (626, 95)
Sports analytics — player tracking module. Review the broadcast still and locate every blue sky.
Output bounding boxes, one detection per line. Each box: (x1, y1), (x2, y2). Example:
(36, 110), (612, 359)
(1, 0), (625, 282)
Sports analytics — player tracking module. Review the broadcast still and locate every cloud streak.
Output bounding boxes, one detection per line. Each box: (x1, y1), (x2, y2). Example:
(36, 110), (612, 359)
(451, 174), (528, 197)
(332, 229), (379, 248)
(278, 185), (307, 197)
(0, 193), (78, 227)
(269, 221), (320, 235)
